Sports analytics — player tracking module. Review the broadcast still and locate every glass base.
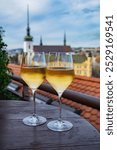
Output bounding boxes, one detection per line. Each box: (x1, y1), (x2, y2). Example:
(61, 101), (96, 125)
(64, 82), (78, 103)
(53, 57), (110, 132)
(23, 115), (47, 126)
(47, 120), (73, 132)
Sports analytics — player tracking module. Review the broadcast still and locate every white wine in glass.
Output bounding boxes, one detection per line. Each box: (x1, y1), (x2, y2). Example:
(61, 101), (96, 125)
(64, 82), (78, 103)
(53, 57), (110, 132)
(20, 52), (47, 126)
(46, 52), (74, 131)
(46, 67), (74, 94)
(21, 67), (45, 90)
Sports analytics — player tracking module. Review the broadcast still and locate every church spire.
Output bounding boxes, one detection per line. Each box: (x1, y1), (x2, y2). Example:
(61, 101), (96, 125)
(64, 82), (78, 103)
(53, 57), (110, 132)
(24, 5), (33, 53)
(64, 31), (66, 46)
(40, 35), (43, 46)
(27, 4), (30, 36)
(24, 5), (33, 41)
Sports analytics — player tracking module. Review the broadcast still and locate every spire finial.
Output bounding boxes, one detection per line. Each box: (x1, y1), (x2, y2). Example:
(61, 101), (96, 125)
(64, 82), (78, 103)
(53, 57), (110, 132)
(27, 5), (29, 27)
(64, 31), (66, 46)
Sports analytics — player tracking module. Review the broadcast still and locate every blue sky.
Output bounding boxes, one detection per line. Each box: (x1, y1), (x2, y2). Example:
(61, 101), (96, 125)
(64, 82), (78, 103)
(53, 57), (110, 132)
(0, 0), (100, 49)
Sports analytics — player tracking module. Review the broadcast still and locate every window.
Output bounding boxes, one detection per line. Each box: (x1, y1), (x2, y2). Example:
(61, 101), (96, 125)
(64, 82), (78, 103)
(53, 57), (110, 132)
(84, 71), (87, 75)
(84, 65), (87, 68)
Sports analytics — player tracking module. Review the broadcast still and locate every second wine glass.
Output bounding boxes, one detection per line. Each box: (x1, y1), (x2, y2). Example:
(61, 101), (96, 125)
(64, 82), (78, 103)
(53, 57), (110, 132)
(46, 52), (74, 131)
(20, 52), (47, 126)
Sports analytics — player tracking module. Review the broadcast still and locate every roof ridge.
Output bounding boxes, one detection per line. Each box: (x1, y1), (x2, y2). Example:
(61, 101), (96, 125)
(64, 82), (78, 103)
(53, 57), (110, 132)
(34, 45), (71, 47)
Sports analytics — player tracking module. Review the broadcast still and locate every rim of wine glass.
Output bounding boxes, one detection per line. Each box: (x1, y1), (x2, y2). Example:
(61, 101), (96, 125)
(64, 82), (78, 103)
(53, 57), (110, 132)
(20, 51), (46, 67)
(46, 52), (73, 67)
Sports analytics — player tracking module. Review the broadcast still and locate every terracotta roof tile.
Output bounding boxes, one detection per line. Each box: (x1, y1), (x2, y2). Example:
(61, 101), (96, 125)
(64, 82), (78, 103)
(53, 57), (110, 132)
(61, 98), (68, 104)
(63, 99), (73, 105)
(95, 84), (100, 88)
(95, 88), (100, 93)
(89, 115), (97, 121)
(85, 107), (92, 112)
(82, 112), (91, 119)
(95, 118), (100, 125)
(69, 101), (78, 108)
(73, 103), (82, 109)
(91, 109), (98, 115)
(97, 112), (100, 117)
(80, 105), (88, 111)
(8, 64), (21, 76)
(84, 86), (92, 91)
(88, 87), (95, 92)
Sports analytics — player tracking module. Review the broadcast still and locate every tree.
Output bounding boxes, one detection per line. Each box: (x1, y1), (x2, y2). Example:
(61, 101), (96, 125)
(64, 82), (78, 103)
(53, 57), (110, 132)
(0, 27), (10, 98)
(0, 27), (20, 99)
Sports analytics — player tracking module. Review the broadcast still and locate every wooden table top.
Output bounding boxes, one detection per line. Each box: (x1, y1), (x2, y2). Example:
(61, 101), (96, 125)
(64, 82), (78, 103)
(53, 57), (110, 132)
(0, 100), (100, 150)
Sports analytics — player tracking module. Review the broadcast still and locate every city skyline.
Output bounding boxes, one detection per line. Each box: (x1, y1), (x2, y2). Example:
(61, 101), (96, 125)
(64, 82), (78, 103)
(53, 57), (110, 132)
(0, 0), (100, 50)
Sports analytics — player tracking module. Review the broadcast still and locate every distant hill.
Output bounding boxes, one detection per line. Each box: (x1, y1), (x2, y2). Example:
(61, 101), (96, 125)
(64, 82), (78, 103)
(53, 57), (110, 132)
(8, 48), (23, 55)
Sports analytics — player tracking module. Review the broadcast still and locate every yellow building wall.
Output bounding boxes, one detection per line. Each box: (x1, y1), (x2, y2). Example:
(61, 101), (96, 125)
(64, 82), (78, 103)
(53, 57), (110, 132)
(74, 57), (92, 77)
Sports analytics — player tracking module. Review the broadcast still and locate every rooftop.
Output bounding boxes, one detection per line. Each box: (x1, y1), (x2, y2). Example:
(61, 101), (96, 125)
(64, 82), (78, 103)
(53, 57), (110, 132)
(33, 45), (72, 53)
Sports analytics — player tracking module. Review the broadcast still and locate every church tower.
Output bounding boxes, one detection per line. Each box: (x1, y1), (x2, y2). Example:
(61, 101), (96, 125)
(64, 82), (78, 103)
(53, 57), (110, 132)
(24, 5), (33, 52)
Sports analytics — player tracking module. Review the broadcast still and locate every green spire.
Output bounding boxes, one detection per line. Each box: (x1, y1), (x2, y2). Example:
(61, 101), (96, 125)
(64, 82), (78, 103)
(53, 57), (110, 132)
(64, 31), (66, 46)
(24, 5), (33, 41)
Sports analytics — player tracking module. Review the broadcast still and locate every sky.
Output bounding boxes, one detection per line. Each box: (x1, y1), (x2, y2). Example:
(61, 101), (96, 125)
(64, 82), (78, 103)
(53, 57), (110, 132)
(0, 0), (100, 50)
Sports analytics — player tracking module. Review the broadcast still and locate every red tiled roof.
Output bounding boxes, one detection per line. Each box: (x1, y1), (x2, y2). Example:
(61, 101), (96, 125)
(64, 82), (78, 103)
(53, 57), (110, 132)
(33, 45), (72, 52)
(69, 76), (100, 97)
(8, 64), (21, 76)
(7, 64), (100, 131)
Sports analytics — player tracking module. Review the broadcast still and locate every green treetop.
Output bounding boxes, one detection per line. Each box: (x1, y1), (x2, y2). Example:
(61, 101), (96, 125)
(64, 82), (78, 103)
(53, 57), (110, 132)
(0, 27), (11, 99)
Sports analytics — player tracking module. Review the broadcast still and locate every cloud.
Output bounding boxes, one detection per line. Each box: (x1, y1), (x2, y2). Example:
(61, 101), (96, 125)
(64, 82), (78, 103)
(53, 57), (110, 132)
(82, 8), (99, 14)
(0, 0), (51, 23)
(0, 0), (100, 49)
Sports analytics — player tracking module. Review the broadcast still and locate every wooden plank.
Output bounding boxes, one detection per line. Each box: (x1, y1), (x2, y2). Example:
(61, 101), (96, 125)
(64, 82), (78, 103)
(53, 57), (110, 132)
(0, 100), (100, 150)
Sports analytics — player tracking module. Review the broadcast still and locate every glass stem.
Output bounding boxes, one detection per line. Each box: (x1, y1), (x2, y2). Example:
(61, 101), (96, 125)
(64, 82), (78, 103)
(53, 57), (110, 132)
(32, 89), (36, 116)
(58, 94), (62, 122)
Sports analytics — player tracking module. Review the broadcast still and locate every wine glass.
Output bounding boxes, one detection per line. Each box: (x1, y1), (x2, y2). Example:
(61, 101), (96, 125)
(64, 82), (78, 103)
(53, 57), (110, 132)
(20, 52), (47, 126)
(46, 52), (74, 131)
